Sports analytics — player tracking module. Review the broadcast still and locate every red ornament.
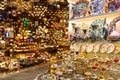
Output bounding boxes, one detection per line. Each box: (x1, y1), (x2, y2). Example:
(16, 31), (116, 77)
(12, 10), (17, 17)
(95, 63), (98, 66)
(114, 58), (119, 63)
(92, 65), (97, 69)
(17, 19), (21, 23)
(107, 64), (110, 67)
(102, 67), (106, 71)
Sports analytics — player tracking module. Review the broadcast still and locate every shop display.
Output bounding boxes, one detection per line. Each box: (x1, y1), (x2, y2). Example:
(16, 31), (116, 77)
(35, 48), (120, 80)
(64, 1), (120, 80)
(70, 0), (120, 19)
(69, 15), (120, 42)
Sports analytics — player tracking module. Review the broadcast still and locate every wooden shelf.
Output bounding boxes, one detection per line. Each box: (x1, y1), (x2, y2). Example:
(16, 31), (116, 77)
(69, 12), (120, 23)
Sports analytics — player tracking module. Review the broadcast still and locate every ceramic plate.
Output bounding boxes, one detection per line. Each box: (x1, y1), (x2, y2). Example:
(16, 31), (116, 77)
(86, 44), (94, 53)
(100, 44), (108, 53)
(80, 44), (87, 52)
(93, 43), (101, 53)
(106, 44), (115, 54)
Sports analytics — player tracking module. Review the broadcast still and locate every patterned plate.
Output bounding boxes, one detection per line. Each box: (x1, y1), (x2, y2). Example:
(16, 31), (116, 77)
(106, 44), (115, 54)
(100, 44), (108, 53)
(93, 43), (101, 53)
(86, 44), (94, 53)
(81, 44), (87, 52)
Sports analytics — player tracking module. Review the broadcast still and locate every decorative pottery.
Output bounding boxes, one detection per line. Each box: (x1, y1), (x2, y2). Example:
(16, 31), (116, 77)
(71, 0), (90, 19)
(109, 16), (120, 40)
(100, 44), (108, 53)
(89, 19), (104, 41)
(80, 44), (87, 52)
(93, 43), (101, 53)
(86, 44), (94, 53)
(90, 0), (105, 15)
(106, 44), (115, 53)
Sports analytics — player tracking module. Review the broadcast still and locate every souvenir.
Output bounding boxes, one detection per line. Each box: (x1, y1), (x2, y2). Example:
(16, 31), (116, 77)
(114, 47), (120, 54)
(108, 0), (116, 12)
(106, 44), (115, 53)
(80, 44), (87, 52)
(81, 29), (87, 41)
(100, 44), (108, 53)
(93, 43), (101, 53)
(102, 18), (109, 40)
(71, 6), (80, 19)
(116, 0), (120, 11)
(89, 19), (104, 41)
(71, 0), (90, 19)
(90, 0), (105, 15)
(21, 18), (29, 28)
(86, 44), (94, 53)
(12, 10), (17, 17)
(109, 16), (120, 40)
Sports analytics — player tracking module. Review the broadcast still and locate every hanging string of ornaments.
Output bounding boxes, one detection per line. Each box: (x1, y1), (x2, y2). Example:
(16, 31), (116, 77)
(28, 5), (47, 18)
(0, 0), (8, 10)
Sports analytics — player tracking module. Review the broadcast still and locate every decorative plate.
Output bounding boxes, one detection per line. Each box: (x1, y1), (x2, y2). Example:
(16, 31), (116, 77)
(93, 43), (101, 53)
(86, 44), (94, 53)
(106, 44), (115, 54)
(100, 44), (108, 53)
(80, 44), (87, 52)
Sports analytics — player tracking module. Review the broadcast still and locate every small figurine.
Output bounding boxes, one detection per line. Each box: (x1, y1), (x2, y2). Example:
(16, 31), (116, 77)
(102, 18), (109, 40)
(102, 24), (109, 40)
(81, 29), (87, 41)
(108, 0), (117, 12)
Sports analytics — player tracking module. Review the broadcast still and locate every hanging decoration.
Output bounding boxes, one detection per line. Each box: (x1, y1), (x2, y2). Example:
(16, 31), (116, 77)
(21, 18), (29, 28)
(28, 5), (47, 18)
(0, 0), (8, 10)
(12, 9), (17, 17)
(8, 0), (33, 12)
(0, 14), (3, 21)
